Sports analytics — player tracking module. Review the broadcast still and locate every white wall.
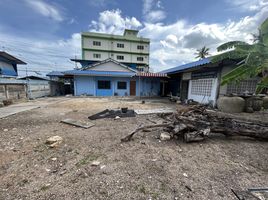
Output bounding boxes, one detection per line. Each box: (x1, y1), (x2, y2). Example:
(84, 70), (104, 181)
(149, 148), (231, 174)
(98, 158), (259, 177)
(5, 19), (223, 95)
(89, 61), (132, 72)
(188, 78), (218, 106)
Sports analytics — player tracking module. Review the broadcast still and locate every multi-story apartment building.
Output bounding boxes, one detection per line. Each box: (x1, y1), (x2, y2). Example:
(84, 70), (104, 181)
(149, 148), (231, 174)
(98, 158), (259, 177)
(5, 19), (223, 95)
(78, 29), (150, 72)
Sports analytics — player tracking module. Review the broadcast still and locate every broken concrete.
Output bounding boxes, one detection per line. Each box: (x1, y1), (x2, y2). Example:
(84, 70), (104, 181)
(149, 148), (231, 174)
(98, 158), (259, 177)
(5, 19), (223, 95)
(61, 118), (95, 129)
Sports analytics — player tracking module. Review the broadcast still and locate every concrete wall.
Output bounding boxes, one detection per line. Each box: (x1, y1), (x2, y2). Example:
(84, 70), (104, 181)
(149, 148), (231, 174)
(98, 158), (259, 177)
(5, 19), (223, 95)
(83, 50), (149, 65)
(0, 83), (27, 101)
(82, 37), (149, 65)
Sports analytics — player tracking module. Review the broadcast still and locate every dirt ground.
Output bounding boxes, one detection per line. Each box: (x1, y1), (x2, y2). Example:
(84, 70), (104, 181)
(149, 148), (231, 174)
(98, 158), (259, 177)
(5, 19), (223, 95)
(0, 97), (267, 200)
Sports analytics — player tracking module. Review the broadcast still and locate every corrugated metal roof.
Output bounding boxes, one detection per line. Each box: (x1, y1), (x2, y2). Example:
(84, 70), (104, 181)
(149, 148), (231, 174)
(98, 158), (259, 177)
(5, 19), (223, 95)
(46, 71), (64, 76)
(63, 70), (136, 77)
(0, 51), (27, 64)
(160, 58), (211, 74)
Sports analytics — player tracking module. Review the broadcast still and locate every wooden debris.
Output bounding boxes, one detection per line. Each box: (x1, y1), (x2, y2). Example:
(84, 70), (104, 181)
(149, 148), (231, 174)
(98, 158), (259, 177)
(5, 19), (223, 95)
(121, 123), (173, 142)
(61, 119), (95, 129)
(121, 104), (268, 143)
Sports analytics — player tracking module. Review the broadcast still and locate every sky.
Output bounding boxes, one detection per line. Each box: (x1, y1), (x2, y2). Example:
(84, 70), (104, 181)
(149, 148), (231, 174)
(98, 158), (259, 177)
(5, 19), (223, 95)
(0, 0), (267, 76)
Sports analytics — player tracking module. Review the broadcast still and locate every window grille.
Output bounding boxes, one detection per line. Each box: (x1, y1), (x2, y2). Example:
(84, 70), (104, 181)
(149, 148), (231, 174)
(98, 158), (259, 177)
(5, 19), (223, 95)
(227, 80), (257, 94)
(191, 79), (213, 97)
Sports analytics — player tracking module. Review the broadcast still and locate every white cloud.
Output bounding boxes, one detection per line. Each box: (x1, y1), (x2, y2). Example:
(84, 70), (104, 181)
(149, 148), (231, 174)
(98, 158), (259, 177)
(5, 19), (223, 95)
(0, 32), (81, 76)
(88, 0), (116, 7)
(88, 7), (268, 71)
(2, 1), (267, 77)
(140, 5), (268, 71)
(90, 9), (142, 34)
(226, 0), (268, 11)
(143, 0), (166, 23)
(25, 0), (64, 22)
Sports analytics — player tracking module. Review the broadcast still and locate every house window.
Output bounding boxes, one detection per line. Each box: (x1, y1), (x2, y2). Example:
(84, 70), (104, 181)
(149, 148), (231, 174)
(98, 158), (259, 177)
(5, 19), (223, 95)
(98, 80), (111, 89)
(93, 53), (101, 58)
(137, 45), (144, 50)
(117, 81), (127, 90)
(93, 41), (101, 46)
(117, 55), (124, 60)
(117, 43), (124, 48)
(137, 57), (144, 61)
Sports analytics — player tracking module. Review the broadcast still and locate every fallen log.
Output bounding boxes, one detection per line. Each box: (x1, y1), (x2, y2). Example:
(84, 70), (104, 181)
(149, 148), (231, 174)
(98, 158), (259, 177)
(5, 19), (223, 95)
(121, 105), (268, 143)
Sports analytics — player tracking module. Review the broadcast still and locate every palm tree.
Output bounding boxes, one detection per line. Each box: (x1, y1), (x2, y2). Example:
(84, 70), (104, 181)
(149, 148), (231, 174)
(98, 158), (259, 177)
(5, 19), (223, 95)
(212, 17), (268, 94)
(195, 46), (210, 60)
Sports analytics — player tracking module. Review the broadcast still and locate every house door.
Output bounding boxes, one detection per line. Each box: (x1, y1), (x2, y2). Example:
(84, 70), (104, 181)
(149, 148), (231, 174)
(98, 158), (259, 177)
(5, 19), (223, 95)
(130, 80), (136, 96)
(181, 80), (189, 101)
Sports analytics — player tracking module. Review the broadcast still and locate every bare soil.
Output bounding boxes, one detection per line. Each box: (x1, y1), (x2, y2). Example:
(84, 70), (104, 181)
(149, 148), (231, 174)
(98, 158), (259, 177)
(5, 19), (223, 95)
(0, 97), (267, 200)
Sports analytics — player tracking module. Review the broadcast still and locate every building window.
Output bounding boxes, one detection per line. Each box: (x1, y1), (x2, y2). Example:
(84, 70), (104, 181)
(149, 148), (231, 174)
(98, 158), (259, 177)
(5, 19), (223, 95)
(117, 43), (124, 48)
(137, 45), (144, 50)
(117, 55), (124, 60)
(93, 53), (101, 58)
(137, 57), (144, 61)
(117, 81), (127, 90)
(93, 41), (101, 46)
(98, 80), (111, 89)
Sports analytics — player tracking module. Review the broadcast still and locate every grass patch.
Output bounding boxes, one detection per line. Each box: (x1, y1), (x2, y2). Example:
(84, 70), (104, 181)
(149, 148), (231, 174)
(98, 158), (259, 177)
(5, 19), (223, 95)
(75, 153), (100, 167)
(40, 184), (51, 191)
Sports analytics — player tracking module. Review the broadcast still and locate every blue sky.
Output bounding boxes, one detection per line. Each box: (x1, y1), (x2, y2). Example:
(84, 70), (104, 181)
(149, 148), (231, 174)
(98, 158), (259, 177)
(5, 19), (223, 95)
(0, 0), (267, 75)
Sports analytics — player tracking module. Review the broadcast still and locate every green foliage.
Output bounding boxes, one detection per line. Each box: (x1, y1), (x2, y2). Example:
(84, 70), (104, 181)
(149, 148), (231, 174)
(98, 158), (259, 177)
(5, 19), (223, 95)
(212, 17), (268, 94)
(195, 46), (210, 59)
(216, 41), (248, 52)
(75, 153), (100, 167)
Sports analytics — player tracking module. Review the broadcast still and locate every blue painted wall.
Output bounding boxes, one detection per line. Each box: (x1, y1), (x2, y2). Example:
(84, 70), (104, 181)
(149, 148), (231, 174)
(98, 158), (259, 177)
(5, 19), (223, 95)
(74, 76), (95, 96)
(0, 59), (17, 76)
(135, 77), (161, 96)
(114, 77), (130, 96)
(74, 76), (161, 97)
(95, 77), (113, 96)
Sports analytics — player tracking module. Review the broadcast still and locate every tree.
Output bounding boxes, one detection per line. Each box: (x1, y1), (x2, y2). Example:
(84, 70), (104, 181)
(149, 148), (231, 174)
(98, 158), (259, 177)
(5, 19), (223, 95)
(212, 17), (268, 94)
(195, 46), (210, 60)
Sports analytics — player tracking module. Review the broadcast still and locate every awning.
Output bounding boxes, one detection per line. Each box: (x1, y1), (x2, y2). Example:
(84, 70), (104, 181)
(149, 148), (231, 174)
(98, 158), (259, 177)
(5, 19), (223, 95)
(135, 72), (168, 77)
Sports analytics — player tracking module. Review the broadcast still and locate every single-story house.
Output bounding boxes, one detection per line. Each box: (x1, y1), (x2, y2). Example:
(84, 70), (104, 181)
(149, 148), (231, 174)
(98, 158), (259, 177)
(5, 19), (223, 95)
(62, 58), (167, 97)
(0, 51), (26, 77)
(161, 58), (260, 106)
